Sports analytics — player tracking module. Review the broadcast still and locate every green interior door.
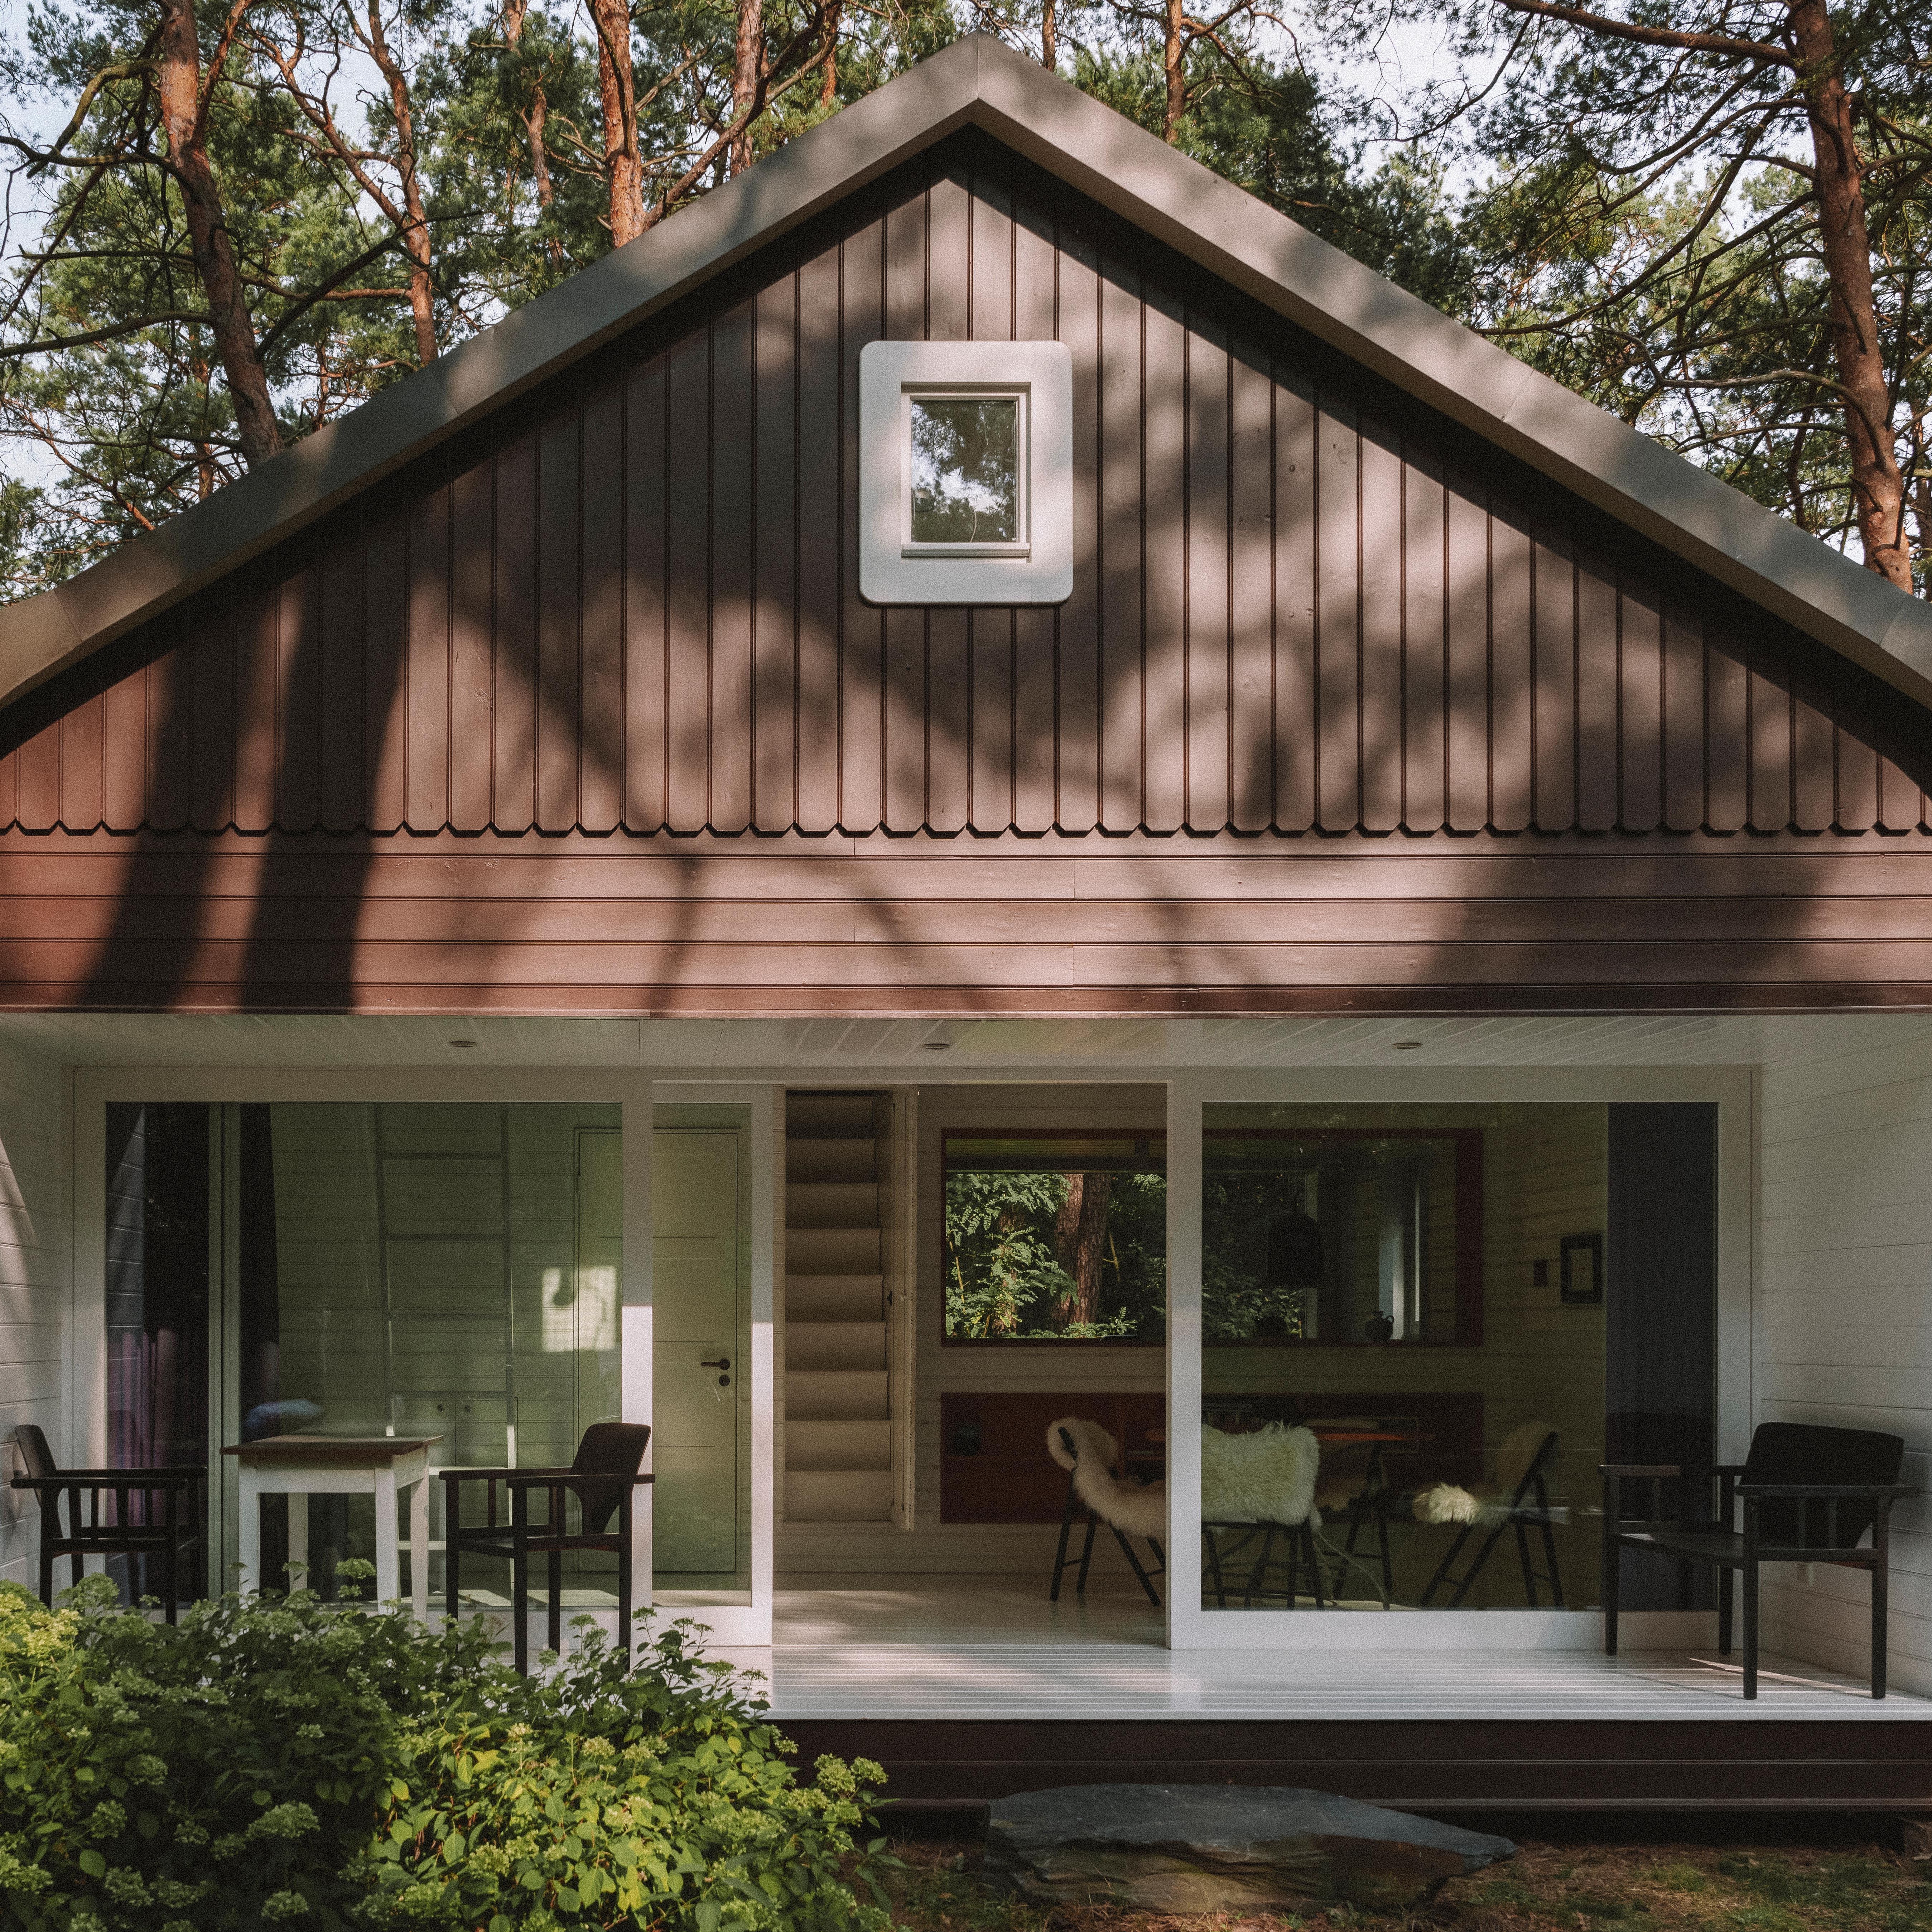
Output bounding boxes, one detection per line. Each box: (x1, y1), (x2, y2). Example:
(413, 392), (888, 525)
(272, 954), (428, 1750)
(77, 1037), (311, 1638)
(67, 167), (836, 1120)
(651, 1129), (743, 1579)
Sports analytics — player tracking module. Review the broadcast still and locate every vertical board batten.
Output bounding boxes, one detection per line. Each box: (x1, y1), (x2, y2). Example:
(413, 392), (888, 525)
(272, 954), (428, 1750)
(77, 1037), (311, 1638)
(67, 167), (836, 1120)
(580, 372), (627, 835)
(536, 399), (584, 835)
(493, 433), (538, 835)
(1315, 396), (1360, 832)
(710, 299), (757, 835)
(623, 352), (669, 834)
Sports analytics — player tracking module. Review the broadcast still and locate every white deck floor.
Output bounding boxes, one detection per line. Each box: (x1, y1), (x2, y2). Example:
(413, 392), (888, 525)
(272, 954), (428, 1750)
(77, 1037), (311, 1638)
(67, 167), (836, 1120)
(694, 1579), (1932, 1723)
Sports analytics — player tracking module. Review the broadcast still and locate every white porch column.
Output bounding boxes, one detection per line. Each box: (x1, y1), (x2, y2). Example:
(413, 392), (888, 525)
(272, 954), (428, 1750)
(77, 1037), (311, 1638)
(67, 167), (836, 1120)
(621, 1072), (654, 1627)
(1164, 1074), (1205, 1650)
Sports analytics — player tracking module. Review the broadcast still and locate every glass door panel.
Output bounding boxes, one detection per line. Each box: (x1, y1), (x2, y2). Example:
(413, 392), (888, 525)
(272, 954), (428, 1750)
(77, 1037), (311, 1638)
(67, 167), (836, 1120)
(651, 1127), (747, 1588)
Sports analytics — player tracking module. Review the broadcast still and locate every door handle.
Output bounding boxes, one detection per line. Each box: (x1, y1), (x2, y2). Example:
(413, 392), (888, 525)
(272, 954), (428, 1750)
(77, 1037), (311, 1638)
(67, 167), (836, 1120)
(702, 1356), (731, 1387)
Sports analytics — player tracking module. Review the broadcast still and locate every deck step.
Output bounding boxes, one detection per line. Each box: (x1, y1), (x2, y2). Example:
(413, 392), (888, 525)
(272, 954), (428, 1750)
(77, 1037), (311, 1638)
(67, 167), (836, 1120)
(786, 1227), (883, 1276)
(786, 1369), (890, 1421)
(786, 1420), (893, 1470)
(786, 1274), (885, 1322)
(787, 1320), (886, 1372)
(786, 1138), (878, 1184)
(786, 1094), (879, 1139)
(786, 1181), (881, 1229)
(785, 1469), (896, 1522)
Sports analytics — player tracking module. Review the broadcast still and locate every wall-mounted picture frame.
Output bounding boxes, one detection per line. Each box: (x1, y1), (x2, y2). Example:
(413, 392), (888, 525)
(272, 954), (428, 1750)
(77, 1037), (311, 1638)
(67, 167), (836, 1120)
(1560, 1230), (1604, 1305)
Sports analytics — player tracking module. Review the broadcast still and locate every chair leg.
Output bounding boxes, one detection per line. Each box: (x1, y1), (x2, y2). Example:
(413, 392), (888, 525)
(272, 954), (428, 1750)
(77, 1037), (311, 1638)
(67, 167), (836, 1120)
(1603, 1529), (1620, 1656)
(1074, 1517), (1098, 1596)
(1204, 1527), (1229, 1609)
(1539, 1506), (1564, 1609)
(1420, 1524), (1473, 1609)
(1716, 1565), (1733, 1656)
(1742, 1560), (1759, 1700)
(1872, 1557), (1888, 1700)
(1514, 1517), (1537, 1606)
(512, 1492), (529, 1677)
(617, 1494), (634, 1667)
(1111, 1525), (1161, 1608)
(1300, 1525), (1326, 1609)
(547, 1548), (563, 1656)
(1049, 1488), (1077, 1603)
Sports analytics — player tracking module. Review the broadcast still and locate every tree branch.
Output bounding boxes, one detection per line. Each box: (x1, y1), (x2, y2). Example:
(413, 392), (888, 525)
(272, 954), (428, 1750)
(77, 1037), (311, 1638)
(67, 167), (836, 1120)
(1492, 0), (1790, 67)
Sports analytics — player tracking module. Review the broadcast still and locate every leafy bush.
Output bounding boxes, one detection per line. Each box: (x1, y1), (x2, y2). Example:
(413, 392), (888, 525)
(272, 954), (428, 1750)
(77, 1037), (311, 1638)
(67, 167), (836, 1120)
(0, 1575), (885, 1932)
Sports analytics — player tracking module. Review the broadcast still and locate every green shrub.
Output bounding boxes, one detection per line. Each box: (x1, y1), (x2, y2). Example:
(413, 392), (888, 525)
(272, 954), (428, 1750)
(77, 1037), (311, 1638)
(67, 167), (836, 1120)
(0, 1576), (886, 1932)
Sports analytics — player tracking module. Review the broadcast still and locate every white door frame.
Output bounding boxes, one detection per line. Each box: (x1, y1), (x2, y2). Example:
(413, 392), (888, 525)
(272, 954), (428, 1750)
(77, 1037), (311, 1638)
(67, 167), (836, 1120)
(1164, 1064), (1753, 1652)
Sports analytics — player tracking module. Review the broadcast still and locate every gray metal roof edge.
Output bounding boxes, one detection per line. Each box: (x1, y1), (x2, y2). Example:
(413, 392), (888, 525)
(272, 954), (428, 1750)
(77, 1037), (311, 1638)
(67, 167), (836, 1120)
(4, 30), (1928, 725)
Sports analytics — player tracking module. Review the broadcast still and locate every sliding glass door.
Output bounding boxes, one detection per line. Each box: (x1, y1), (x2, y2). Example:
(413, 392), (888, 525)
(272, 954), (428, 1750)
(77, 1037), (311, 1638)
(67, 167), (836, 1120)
(101, 1099), (754, 1615)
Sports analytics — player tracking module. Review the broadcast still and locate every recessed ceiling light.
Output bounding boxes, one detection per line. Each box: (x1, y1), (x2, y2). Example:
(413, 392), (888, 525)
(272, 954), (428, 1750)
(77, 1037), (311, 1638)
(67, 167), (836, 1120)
(921, 1040), (952, 1052)
(1393, 1040), (1423, 1051)
(449, 1038), (478, 1050)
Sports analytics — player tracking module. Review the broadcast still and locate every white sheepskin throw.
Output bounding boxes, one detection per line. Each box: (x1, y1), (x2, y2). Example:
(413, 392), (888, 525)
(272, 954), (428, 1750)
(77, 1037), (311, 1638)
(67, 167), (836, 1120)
(1045, 1416), (1166, 1540)
(1199, 1423), (1320, 1528)
(1414, 1481), (1480, 1525)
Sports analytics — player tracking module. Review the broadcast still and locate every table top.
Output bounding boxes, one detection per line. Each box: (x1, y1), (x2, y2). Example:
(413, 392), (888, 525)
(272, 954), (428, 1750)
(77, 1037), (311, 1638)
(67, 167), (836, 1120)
(222, 1434), (444, 1466)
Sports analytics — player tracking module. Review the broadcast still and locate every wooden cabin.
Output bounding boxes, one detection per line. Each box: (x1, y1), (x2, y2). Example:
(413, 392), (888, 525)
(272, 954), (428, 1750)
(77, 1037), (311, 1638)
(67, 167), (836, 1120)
(3, 34), (1932, 1813)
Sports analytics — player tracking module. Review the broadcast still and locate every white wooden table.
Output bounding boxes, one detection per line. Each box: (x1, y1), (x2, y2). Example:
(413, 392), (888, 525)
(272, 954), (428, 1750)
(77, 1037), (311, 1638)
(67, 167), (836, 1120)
(224, 1435), (443, 1619)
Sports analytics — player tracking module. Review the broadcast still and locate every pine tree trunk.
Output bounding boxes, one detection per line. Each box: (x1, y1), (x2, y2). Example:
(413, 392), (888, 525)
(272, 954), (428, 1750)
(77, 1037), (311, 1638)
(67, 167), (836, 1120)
(1788, 0), (1910, 591)
(365, 4), (436, 365)
(1042, 0), (1056, 70)
(1162, 0), (1185, 141)
(731, 0), (764, 176)
(1053, 1173), (1112, 1329)
(820, 0), (839, 107)
(589, 0), (644, 245)
(155, 0), (281, 467)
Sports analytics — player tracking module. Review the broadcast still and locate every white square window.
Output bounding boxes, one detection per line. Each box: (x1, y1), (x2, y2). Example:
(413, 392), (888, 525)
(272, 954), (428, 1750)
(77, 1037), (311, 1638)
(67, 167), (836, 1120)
(859, 340), (1073, 605)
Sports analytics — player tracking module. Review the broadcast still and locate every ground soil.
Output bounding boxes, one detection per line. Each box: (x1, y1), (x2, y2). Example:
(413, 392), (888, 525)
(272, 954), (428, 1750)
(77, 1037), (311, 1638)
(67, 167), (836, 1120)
(880, 1830), (1932, 1931)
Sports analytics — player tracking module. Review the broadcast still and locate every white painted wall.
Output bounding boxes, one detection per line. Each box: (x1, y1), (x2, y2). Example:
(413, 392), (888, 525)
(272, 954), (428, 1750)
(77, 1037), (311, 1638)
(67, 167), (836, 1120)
(1758, 1033), (1932, 1693)
(0, 1039), (68, 1594)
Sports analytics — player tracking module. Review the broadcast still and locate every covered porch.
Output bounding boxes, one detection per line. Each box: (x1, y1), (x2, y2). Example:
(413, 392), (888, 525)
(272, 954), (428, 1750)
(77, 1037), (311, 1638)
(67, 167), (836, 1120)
(3, 1008), (1931, 1811)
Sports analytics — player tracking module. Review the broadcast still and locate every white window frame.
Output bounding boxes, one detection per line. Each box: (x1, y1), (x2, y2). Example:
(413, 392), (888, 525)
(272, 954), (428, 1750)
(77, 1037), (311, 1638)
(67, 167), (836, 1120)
(859, 340), (1073, 605)
(1163, 1065), (1753, 1653)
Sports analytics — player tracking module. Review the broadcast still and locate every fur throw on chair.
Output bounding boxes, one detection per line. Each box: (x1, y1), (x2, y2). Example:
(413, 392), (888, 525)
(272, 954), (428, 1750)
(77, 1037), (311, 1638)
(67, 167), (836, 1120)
(1200, 1422), (1321, 1527)
(1046, 1417), (1167, 1540)
(1412, 1421), (1555, 1525)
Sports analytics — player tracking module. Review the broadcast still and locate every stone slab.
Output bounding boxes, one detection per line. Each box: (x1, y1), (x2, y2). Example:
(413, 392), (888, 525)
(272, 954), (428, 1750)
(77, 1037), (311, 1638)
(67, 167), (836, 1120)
(984, 1782), (1516, 1913)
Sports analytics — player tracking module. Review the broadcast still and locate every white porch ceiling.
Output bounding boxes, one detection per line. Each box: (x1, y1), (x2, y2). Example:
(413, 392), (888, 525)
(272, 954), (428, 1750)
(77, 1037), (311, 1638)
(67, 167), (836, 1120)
(3, 1008), (1929, 1072)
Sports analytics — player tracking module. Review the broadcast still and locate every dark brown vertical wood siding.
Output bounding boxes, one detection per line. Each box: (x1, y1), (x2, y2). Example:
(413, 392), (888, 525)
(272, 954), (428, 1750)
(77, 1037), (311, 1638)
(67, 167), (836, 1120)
(5, 134), (1922, 845)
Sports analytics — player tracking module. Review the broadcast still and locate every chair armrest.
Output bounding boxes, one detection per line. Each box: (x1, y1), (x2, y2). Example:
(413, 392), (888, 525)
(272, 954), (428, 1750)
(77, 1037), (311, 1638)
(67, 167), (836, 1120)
(1599, 1464), (1681, 1478)
(1738, 1482), (1919, 1499)
(11, 1468), (203, 1489)
(439, 1467), (524, 1484)
(498, 1471), (653, 1488)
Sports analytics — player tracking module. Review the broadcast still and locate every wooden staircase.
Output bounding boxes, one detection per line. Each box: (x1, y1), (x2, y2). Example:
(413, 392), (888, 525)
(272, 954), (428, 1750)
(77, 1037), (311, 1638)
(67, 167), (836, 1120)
(784, 1092), (894, 1523)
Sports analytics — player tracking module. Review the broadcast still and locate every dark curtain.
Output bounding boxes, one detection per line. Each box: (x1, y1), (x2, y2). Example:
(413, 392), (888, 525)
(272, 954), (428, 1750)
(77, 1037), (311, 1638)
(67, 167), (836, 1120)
(1606, 1102), (1719, 1610)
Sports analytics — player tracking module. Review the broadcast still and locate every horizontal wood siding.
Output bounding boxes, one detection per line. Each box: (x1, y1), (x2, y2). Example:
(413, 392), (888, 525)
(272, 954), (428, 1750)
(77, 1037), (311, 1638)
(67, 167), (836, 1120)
(1, 833), (1931, 1012)
(0, 1038), (68, 1591)
(1759, 1037), (1932, 1696)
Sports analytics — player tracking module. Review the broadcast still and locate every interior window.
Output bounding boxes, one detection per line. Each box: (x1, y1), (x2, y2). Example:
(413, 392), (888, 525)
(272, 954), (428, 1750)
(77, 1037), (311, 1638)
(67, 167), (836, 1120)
(941, 1131), (1165, 1344)
(909, 396), (1021, 545)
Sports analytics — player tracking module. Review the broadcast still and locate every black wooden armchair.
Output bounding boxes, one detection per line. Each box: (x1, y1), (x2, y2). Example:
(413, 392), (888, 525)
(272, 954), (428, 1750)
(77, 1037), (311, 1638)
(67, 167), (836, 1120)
(442, 1422), (652, 1673)
(9, 1423), (203, 1622)
(1603, 1421), (1917, 1697)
